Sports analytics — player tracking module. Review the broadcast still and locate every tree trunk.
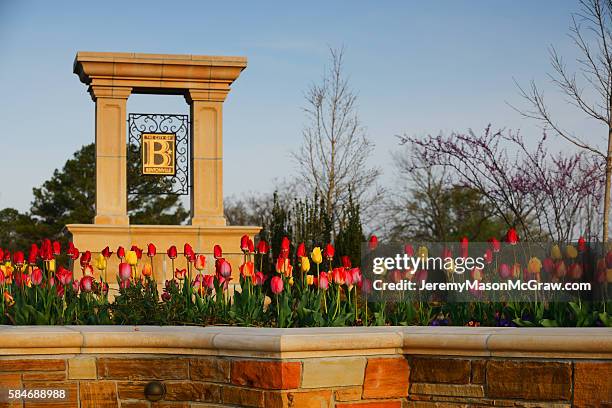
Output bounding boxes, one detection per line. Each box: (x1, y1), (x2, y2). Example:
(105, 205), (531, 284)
(604, 125), (612, 244)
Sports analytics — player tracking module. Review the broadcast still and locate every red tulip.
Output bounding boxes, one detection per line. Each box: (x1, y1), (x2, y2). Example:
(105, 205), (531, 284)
(577, 236), (586, 252)
(52, 241), (61, 256)
(194, 254), (206, 271)
(498, 263), (511, 279)
(389, 269), (402, 284)
(270, 275), (284, 295)
(324, 244), (335, 260)
(101, 246), (113, 258)
(57, 266), (73, 285)
(240, 235), (250, 252)
(254, 272), (265, 286)
(554, 261), (567, 278)
(542, 258), (554, 274)
(350, 268), (362, 285)
(167, 245), (178, 259)
(442, 247), (453, 260)
(0, 248), (3, 262)
(184, 243), (194, 259)
(131, 245), (143, 260)
(3, 250), (10, 262)
(280, 237), (290, 257)
(460, 236), (469, 258)
(332, 267), (346, 285)
(174, 268), (187, 280)
(569, 263), (583, 280)
(40, 239), (52, 260)
(118, 262), (132, 281)
(257, 240), (268, 254)
(101, 281), (109, 296)
(216, 258), (232, 278)
(13, 251), (24, 266)
(28, 244), (39, 264)
(82, 264), (94, 277)
(483, 249), (493, 265)
(296, 243), (306, 258)
(239, 261), (254, 278)
(488, 237), (501, 253)
(368, 235), (378, 250)
(341, 255), (352, 268)
(147, 243), (156, 257)
(161, 291), (171, 302)
(80, 275), (94, 292)
(117, 246), (126, 260)
(80, 251), (91, 268)
(69, 246), (80, 261)
(119, 279), (130, 289)
(31, 268), (43, 285)
(72, 278), (80, 293)
(404, 244), (414, 257)
(214, 245), (223, 259)
(318, 272), (329, 290)
(247, 239), (254, 253)
(505, 228), (519, 245)
(203, 274), (215, 289)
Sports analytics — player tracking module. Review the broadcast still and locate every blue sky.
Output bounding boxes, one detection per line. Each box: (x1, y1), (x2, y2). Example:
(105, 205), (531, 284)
(0, 0), (604, 212)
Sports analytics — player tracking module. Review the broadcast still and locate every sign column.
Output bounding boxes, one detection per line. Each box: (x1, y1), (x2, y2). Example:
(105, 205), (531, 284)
(187, 90), (226, 226)
(89, 85), (132, 225)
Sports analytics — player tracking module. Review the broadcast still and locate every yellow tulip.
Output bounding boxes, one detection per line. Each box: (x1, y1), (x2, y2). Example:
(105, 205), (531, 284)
(565, 245), (578, 259)
(607, 269), (612, 284)
(47, 259), (56, 273)
(301, 257), (311, 273)
(417, 246), (428, 261)
(311, 247), (323, 265)
(550, 245), (562, 260)
(288, 277), (294, 286)
(142, 263), (152, 277)
(527, 257), (542, 274)
(94, 254), (107, 271)
(306, 274), (314, 285)
(125, 250), (138, 266)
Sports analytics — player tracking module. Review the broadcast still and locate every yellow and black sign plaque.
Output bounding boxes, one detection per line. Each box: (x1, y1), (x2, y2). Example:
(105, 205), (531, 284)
(141, 133), (176, 175)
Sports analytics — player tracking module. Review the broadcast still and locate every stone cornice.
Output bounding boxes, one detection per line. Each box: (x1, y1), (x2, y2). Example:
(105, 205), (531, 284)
(1, 326), (610, 360)
(73, 51), (247, 101)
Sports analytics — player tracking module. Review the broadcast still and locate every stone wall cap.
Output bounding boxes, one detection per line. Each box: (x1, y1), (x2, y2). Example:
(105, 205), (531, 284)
(75, 51), (247, 66)
(0, 326), (610, 359)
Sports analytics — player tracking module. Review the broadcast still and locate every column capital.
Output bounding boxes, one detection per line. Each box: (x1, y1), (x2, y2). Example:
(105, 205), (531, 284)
(185, 89), (229, 104)
(88, 85), (132, 101)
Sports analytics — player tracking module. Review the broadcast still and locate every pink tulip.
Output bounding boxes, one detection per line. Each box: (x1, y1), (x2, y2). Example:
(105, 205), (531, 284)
(118, 262), (132, 281)
(318, 272), (329, 290)
(57, 266), (73, 285)
(31, 267), (43, 285)
(72, 279), (80, 293)
(271, 275), (284, 295)
(498, 263), (511, 279)
(120, 279), (131, 289)
(254, 271), (265, 286)
(80, 275), (94, 292)
(216, 259), (232, 279)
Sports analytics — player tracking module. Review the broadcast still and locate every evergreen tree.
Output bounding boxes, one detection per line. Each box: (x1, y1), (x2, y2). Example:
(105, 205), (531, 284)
(336, 190), (365, 267)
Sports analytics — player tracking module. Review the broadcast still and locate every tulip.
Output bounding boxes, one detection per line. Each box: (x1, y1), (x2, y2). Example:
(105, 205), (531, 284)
(101, 246), (113, 258)
(488, 237), (501, 253)
(551, 245), (562, 260)
(607, 251), (612, 269)
(4, 292), (14, 306)
(28, 244), (39, 264)
(94, 253), (107, 271)
(3, 250), (10, 262)
(565, 245), (578, 259)
(203, 274), (215, 289)
(51, 241), (60, 255)
(119, 279), (130, 289)
(275, 257), (293, 277)
(147, 243), (156, 257)
(57, 266), (73, 285)
(471, 267), (483, 281)
(368, 235), (378, 250)
(527, 257), (542, 275)
(82, 264), (94, 277)
(174, 268), (187, 280)
(161, 291), (171, 302)
(300, 257), (310, 273)
(311, 247), (323, 264)
(167, 245), (178, 259)
(483, 249), (493, 265)
(511, 263), (521, 279)
(79, 251), (91, 268)
(390, 269), (403, 283)
(350, 268), (362, 285)
(117, 246), (126, 260)
(542, 257), (554, 274)
(240, 235), (250, 252)
(270, 275), (284, 295)
(318, 272), (329, 290)
(214, 244), (223, 259)
(72, 279), (80, 293)
(332, 267), (346, 285)
(577, 236), (586, 252)
(125, 251), (138, 266)
(253, 272), (265, 286)
(417, 246), (428, 261)
(505, 228), (519, 245)
(101, 281), (109, 296)
(239, 261), (255, 278)
(569, 263), (583, 280)
(0, 271), (4, 285)
(131, 245), (143, 260)
(80, 275), (94, 292)
(47, 258), (56, 273)
(296, 243), (306, 258)
(341, 256), (352, 269)
(184, 243), (194, 259)
(142, 263), (152, 278)
(324, 243), (335, 260)
(13, 251), (24, 266)
(460, 236), (469, 258)
(257, 240), (269, 254)
(0, 248), (3, 262)
(442, 247), (453, 261)
(216, 258), (232, 279)
(498, 263), (511, 279)
(194, 254), (206, 271)
(280, 237), (290, 257)
(118, 262), (132, 281)
(306, 274), (314, 286)
(554, 261), (567, 278)
(404, 244), (414, 257)
(31, 267), (43, 285)
(248, 239), (254, 253)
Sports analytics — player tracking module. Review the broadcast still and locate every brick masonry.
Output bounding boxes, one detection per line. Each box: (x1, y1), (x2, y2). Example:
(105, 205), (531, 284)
(0, 354), (609, 407)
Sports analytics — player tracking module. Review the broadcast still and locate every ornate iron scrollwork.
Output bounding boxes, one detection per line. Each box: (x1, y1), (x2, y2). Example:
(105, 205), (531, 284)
(127, 113), (190, 195)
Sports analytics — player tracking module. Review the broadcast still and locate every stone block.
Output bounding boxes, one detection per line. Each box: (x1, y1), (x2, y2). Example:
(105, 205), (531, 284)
(190, 357), (230, 383)
(0, 358), (65, 372)
(336, 401), (403, 408)
(220, 385), (264, 407)
(486, 360), (571, 400)
(264, 389), (332, 408)
(362, 357), (409, 399)
(68, 357), (97, 380)
(230, 360), (301, 390)
(410, 383), (484, 397)
(573, 361), (612, 407)
(301, 357), (365, 388)
(79, 381), (118, 408)
(470, 360), (486, 384)
(334, 386), (362, 401)
(410, 358), (470, 384)
(164, 381), (220, 403)
(97, 358), (188, 380)
(22, 371), (66, 381)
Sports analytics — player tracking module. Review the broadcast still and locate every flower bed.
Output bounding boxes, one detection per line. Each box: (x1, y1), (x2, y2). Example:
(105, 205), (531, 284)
(0, 233), (611, 327)
(0, 326), (610, 407)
